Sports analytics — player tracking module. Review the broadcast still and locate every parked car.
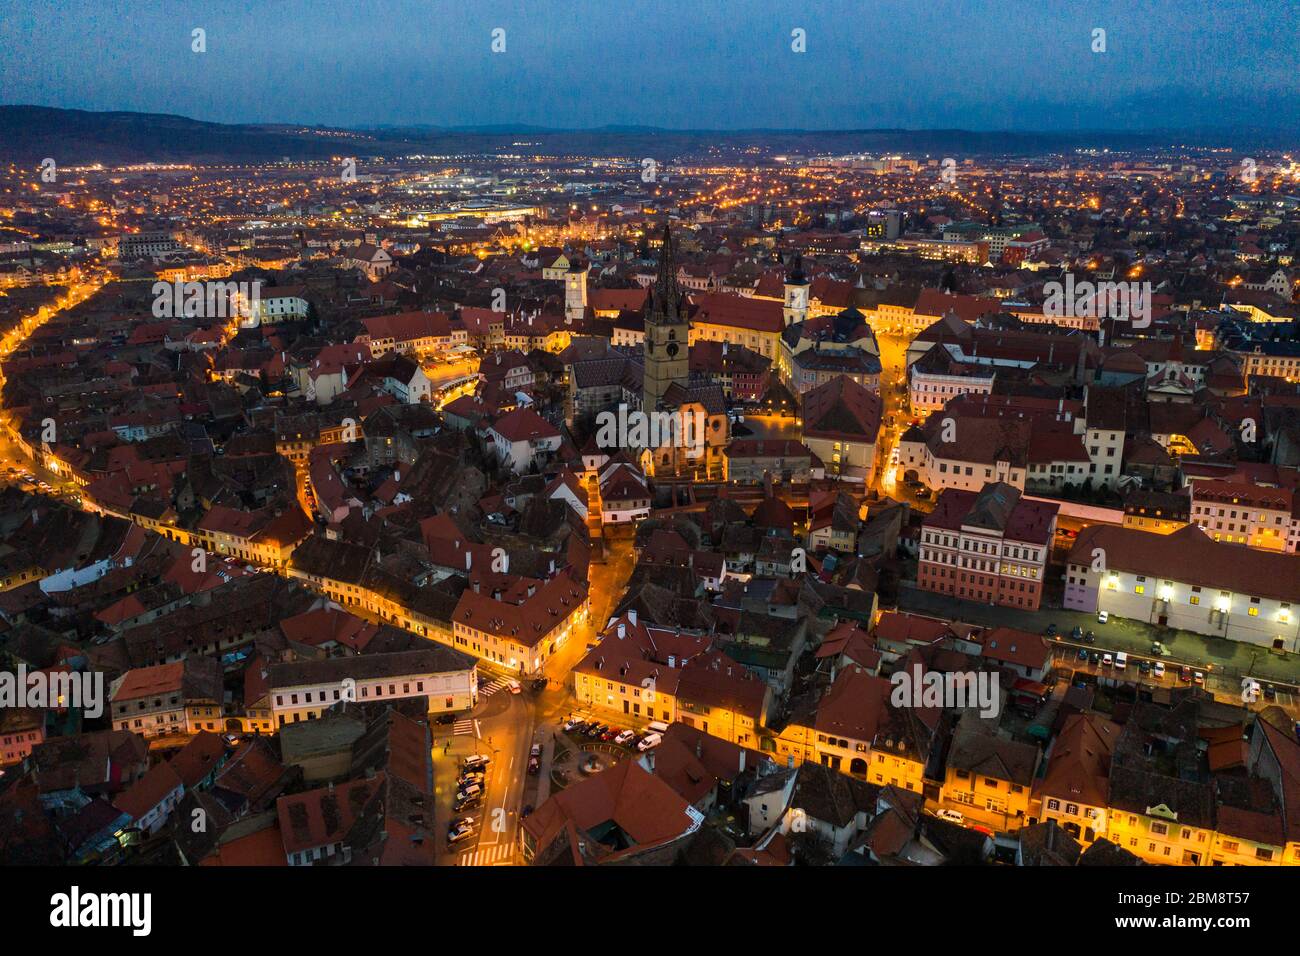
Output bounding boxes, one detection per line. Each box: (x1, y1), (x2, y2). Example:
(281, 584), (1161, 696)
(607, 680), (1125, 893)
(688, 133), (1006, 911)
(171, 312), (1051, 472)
(1179, 666), (1193, 683)
(458, 772), (485, 788)
(935, 808), (964, 824)
(1264, 683), (1277, 700)
(1084, 630), (1095, 644)
(587, 723), (608, 739)
(449, 815), (475, 831)
(1097, 610), (1109, 624)
(447, 823), (474, 845)
(1076, 648), (1088, 661)
(601, 727), (619, 742)
(462, 754), (490, 773)
(529, 743), (542, 758)
(1114, 651), (1127, 671)
(1193, 671), (1205, 686)
(1070, 626), (1083, 641)
(636, 732), (663, 752)
(1045, 623), (1058, 637)
(1088, 652), (1100, 665)
(455, 782), (484, 802)
(452, 793), (482, 813)
(1138, 659), (1151, 674)
(614, 729), (637, 746)
(562, 717), (584, 733)
(527, 756), (540, 775)
(1102, 653), (1113, 668)
(507, 680), (521, 695)
(1153, 661), (1166, 679)
(520, 804), (534, 819)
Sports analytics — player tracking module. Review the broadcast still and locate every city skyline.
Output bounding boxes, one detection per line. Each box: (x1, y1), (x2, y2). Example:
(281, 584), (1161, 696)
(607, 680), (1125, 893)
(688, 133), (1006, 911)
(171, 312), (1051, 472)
(2, 0), (1300, 925)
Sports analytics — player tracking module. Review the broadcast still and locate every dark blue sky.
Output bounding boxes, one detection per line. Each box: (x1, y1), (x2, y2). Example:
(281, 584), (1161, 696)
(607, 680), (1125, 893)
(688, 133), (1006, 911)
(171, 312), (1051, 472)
(2, 0), (1297, 131)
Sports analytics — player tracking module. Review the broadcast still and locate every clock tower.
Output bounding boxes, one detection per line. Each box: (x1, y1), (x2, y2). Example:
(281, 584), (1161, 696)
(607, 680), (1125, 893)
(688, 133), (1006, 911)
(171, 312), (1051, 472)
(642, 224), (690, 410)
(784, 253), (810, 326)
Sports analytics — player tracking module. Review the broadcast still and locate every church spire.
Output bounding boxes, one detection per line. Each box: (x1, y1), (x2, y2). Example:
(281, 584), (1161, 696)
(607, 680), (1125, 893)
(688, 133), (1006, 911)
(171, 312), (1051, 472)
(651, 222), (682, 321)
(787, 252), (808, 285)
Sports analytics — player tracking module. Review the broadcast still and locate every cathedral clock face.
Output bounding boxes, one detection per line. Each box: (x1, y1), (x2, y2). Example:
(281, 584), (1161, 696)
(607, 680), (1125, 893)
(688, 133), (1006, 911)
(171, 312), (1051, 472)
(665, 342), (679, 358)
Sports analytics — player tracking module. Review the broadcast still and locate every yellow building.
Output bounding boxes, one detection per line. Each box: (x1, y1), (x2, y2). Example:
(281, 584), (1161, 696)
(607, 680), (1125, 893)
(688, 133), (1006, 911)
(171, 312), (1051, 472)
(1035, 714), (1117, 845)
(1121, 490), (1190, 535)
(1106, 802), (1214, 866)
(939, 717), (1040, 832)
(1210, 823), (1286, 866)
(688, 292), (785, 362)
(771, 667), (929, 793)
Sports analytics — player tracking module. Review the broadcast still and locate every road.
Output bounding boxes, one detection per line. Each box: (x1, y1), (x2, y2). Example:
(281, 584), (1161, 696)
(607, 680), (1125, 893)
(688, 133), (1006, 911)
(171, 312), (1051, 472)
(434, 680), (537, 866)
(0, 275), (107, 503)
(434, 534), (636, 864)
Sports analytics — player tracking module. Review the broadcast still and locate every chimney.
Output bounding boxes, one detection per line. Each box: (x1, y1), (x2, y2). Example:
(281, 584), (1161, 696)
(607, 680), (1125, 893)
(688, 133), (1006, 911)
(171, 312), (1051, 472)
(667, 655), (676, 668)
(627, 609), (637, 627)
(617, 623), (626, 638)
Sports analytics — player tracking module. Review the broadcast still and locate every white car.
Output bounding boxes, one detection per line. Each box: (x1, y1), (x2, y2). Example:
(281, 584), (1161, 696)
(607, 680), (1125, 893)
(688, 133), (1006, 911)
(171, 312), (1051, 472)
(1097, 611), (1110, 624)
(1101, 653), (1113, 668)
(507, 680), (521, 695)
(562, 717), (583, 732)
(614, 729), (637, 746)
(455, 782), (483, 801)
(1152, 661), (1166, 679)
(636, 732), (662, 752)
(935, 808), (964, 824)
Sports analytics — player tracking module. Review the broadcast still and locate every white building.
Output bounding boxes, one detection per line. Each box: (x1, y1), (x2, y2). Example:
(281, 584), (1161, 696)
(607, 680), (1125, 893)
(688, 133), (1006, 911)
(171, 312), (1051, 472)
(486, 407), (563, 475)
(1064, 524), (1300, 649)
(266, 648), (478, 727)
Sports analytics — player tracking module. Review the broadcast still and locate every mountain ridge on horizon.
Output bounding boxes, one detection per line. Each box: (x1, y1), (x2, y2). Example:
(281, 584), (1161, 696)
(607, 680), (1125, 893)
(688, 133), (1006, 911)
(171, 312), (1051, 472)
(1, 105), (1295, 165)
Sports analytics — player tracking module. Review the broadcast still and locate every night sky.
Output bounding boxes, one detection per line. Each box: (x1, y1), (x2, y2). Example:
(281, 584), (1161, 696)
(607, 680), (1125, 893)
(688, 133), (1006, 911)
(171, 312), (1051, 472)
(1, 0), (1297, 131)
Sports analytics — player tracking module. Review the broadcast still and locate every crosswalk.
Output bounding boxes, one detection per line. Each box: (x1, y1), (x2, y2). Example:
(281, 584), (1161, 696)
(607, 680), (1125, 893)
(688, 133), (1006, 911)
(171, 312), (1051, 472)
(452, 718), (474, 736)
(459, 842), (514, 866)
(478, 678), (512, 699)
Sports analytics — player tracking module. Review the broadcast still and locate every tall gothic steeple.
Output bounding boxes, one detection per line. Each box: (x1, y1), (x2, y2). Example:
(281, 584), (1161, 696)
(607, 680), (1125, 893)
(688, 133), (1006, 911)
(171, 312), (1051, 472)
(651, 222), (684, 320)
(643, 222), (690, 410)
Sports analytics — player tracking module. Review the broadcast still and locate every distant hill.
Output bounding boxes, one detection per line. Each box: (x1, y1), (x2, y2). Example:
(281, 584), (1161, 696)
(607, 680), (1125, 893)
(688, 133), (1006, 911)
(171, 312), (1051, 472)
(0, 105), (1290, 165)
(0, 106), (401, 164)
